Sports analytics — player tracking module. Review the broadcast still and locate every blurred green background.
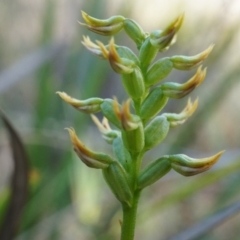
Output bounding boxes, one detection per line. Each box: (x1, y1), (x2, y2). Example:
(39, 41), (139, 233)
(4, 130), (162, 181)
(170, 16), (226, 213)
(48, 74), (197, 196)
(1, 0), (240, 239)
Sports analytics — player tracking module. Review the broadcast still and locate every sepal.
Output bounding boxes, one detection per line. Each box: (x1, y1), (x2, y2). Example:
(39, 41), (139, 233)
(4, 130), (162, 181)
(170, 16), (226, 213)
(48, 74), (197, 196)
(150, 14), (184, 51)
(66, 128), (114, 169)
(161, 66), (206, 98)
(171, 45), (214, 70)
(163, 98), (198, 127)
(80, 11), (124, 36)
(91, 115), (119, 144)
(168, 151), (224, 176)
(57, 92), (103, 114)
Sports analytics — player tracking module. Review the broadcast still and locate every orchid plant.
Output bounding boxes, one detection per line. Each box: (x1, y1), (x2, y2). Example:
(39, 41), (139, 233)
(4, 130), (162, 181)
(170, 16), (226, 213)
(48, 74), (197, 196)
(57, 11), (224, 240)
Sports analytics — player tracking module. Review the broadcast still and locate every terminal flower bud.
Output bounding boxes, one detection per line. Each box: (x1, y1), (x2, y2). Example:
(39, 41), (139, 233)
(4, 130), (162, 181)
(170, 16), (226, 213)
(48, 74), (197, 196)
(123, 18), (146, 48)
(66, 128), (114, 169)
(171, 44), (214, 70)
(103, 162), (133, 206)
(80, 11), (125, 36)
(161, 66), (206, 98)
(150, 14), (184, 51)
(163, 98), (198, 127)
(57, 92), (103, 114)
(145, 58), (173, 87)
(168, 151), (225, 176)
(91, 115), (119, 144)
(138, 157), (171, 189)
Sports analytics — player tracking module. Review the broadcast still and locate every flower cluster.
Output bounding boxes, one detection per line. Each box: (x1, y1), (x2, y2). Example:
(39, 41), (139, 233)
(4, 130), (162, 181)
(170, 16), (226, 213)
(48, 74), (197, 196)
(58, 11), (224, 207)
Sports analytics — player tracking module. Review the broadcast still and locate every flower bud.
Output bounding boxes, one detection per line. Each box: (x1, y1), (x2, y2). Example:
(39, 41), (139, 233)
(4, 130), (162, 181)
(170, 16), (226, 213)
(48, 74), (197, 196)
(91, 115), (119, 144)
(80, 11), (125, 36)
(161, 66), (206, 98)
(112, 136), (132, 172)
(111, 98), (145, 153)
(144, 116), (170, 150)
(103, 162), (133, 206)
(138, 157), (171, 189)
(171, 44), (214, 70)
(145, 58), (173, 87)
(121, 66), (145, 101)
(150, 14), (184, 51)
(163, 98), (198, 127)
(121, 121), (145, 154)
(66, 128), (114, 169)
(123, 19), (146, 48)
(140, 87), (168, 122)
(139, 37), (158, 69)
(168, 151), (225, 176)
(100, 99), (122, 129)
(57, 92), (103, 114)
(109, 38), (136, 74)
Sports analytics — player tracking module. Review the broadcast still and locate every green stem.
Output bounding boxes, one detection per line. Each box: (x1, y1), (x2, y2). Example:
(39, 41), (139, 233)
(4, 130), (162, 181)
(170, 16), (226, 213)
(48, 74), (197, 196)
(121, 190), (141, 240)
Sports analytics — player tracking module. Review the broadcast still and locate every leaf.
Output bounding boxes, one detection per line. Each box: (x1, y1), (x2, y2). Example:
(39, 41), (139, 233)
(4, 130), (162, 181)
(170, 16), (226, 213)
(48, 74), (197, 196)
(0, 109), (29, 240)
(167, 201), (240, 240)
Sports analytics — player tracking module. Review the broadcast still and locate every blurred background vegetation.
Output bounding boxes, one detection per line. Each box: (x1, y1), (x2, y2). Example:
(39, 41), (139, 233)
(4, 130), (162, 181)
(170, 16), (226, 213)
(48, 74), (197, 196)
(0, 0), (240, 239)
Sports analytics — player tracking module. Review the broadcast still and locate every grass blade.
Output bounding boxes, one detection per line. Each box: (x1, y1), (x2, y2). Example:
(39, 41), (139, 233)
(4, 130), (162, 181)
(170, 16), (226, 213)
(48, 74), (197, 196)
(0, 109), (29, 240)
(168, 201), (240, 240)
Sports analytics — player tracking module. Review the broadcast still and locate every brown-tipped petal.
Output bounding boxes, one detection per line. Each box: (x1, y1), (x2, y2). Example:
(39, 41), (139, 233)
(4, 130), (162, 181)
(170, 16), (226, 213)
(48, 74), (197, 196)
(161, 66), (206, 92)
(57, 92), (103, 114)
(81, 11), (125, 27)
(171, 44), (214, 70)
(171, 163), (211, 176)
(91, 115), (119, 144)
(80, 11), (124, 36)
(121, 99), (139, 131)
(96, 40), (109, 59)
(169, 151), (225, 169)
(164, 98), (198, 127)
(82, 36), (106, 58)
(150, 14), (184, 50)
(65, 128), (114, 168)
(113, 97), (122, 121)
